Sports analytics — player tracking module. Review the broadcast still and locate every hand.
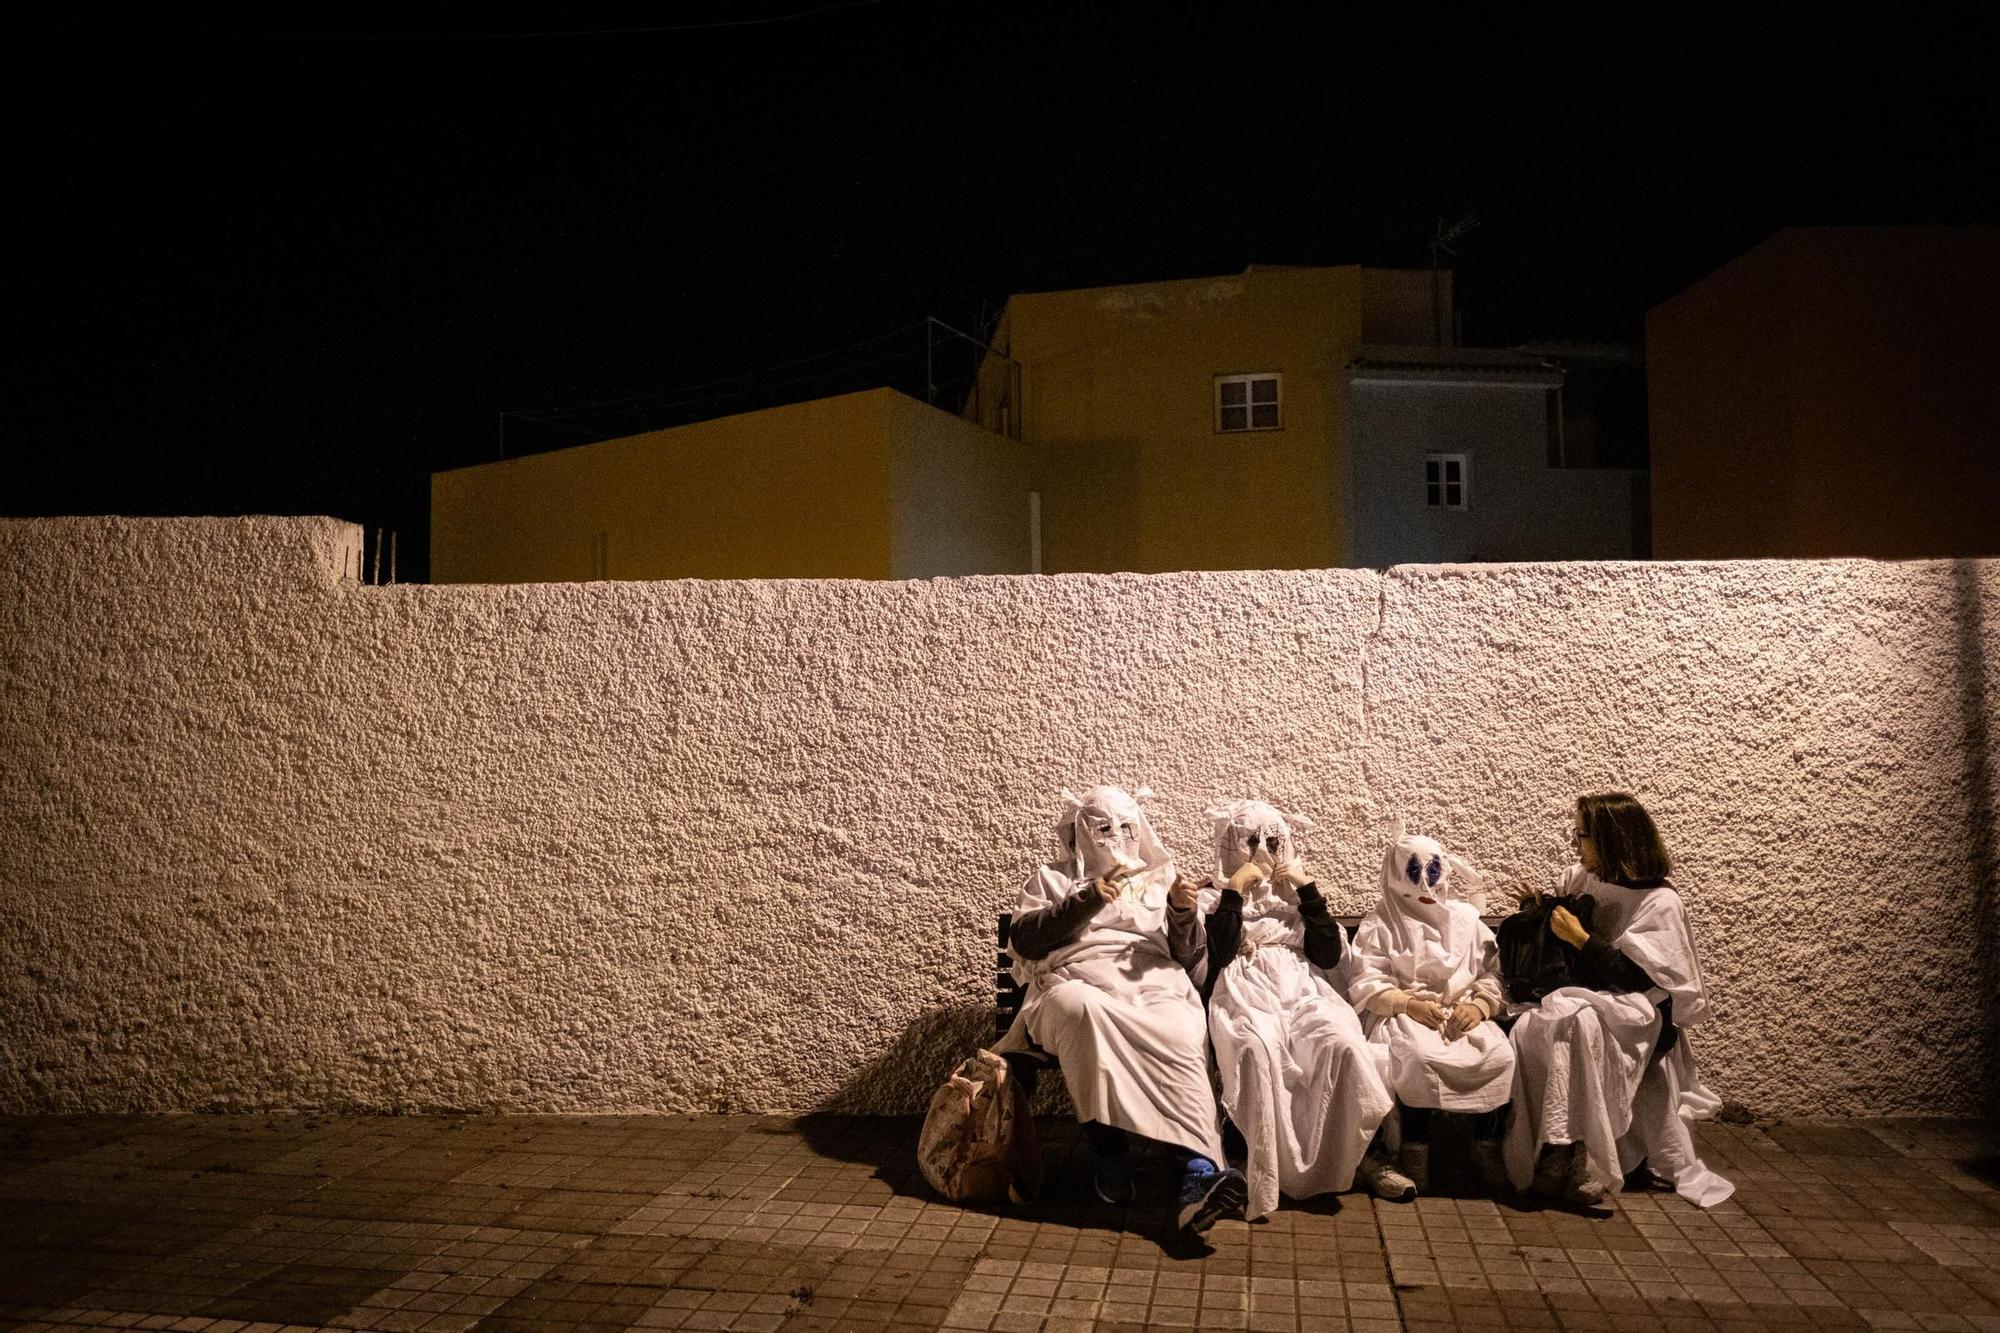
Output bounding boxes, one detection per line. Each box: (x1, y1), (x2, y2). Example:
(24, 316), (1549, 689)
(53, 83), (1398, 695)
(1271, 859), (1311, 891)
(1404, 998), (1448, 1030)
(1549, 905), (1589, 948)
(1167, 874), (1200, 911)
(1091, 871), (1128, 906)
(1451, 1002), (1485, 1032)
(1503, 879), (1540, 906)
(1226, 862), (1268, 894)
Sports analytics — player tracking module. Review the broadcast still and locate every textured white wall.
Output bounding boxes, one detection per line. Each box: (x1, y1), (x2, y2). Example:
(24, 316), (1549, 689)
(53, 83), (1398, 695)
(2, 518), (1994, 1118)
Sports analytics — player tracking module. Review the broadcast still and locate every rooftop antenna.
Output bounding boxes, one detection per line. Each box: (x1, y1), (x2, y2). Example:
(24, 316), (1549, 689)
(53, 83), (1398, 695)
(1429, 213), (1481, 266)
(1428, 214), (1480, 346)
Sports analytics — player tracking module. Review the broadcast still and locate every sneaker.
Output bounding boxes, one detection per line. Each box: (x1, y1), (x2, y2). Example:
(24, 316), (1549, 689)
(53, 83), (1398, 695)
(1472, 1138), (1510, 1192)
(1092, 1155), (1136, 1205)
(1176, 1160), (1247, 1236)
(1398, 1142), (1430, 1194)
(1531, 1142), (1575, 1198)
(1357, 1152), (1417, 1202)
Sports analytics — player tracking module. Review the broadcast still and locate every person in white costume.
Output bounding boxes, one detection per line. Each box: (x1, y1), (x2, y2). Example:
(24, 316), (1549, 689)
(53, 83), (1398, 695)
(1348, 825), (1515, 1197)
(1502, 792), (1735, 1208)
(998, 785), (1248, 1237)
(1197, 800), (1395, 1219)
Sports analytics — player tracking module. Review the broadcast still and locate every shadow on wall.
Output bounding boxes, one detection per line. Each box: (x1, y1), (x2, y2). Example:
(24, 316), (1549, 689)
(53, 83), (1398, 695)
(816, 1002), (996, 1115)
(794, 1002), (1081, 1204)
(1955, 560), (1998, 1114)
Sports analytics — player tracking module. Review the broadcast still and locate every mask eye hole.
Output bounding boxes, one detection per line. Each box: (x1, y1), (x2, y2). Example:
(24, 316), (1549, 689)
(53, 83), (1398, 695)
(1426, 856), (1443, 887)
(1405, 854), (1421, 884)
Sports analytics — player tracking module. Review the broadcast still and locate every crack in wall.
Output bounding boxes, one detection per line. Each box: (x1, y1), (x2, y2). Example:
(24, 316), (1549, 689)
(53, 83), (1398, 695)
(1355, 571), (1390, 829)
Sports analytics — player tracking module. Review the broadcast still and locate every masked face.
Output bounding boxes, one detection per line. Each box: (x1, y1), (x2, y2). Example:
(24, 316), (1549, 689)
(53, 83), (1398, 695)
(1221, 820), (1287, 876)
(1075, 803), (1145, 878)
(1388, 836), (1450, 907)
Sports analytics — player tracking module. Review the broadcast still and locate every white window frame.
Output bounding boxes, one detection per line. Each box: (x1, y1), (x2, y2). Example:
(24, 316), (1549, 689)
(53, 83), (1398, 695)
(1214, 372), (1282, 433)
(1425, 453), (1469, 510)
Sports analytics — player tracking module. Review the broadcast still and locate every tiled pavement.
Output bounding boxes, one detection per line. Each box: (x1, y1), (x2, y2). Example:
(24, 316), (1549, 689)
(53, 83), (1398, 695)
(1, 1114), (1996, 1332)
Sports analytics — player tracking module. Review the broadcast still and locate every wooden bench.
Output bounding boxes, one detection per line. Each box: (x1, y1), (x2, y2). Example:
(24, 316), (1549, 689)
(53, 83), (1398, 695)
(995, 911), (1372, 1039)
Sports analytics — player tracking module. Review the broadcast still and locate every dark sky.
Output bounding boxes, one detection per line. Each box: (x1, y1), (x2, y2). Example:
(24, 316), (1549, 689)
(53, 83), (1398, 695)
(11, 11), (1997, 580)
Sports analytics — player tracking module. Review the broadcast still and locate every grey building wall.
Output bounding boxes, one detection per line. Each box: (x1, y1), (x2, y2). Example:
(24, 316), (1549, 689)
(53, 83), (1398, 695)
(1350, 377), (1644, 567)
(888, 393), (1037, 579)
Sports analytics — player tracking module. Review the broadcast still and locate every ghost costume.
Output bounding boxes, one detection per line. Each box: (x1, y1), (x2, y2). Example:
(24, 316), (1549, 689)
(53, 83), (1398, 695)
(998, 786), (1225, 1165)
(1199, 801), (1393, 1220)
(1503, 866), (1734, 1207)
(1348, 834), (1515, 1113)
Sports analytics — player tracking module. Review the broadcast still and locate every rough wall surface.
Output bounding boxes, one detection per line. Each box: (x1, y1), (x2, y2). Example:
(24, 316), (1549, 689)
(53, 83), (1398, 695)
(2, 518), (1994, 1118)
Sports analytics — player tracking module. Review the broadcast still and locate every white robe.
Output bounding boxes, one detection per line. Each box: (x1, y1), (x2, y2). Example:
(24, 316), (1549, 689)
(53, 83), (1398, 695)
(1502, 867), (1735, 1207)
(1348, 898), (1516, 1113)
(1202, 889), (1394, 1219)
(998, 864), (1225, 1163)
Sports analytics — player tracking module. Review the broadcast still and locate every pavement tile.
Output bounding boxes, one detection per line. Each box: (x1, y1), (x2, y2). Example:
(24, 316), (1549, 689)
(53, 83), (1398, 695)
(0, 1113), (1993, 1331)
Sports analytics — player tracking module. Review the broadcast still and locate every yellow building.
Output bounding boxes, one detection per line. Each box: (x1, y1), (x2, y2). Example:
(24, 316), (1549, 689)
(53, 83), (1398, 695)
(965, 264), (1451, 572)
(432, 388), (1035, 582)
(432, 265), (1455, 582)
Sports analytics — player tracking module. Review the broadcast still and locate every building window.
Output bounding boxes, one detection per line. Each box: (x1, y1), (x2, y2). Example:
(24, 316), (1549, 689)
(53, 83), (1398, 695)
(1426, 454), (1468, 509)
(1216, 373), (1281, 432)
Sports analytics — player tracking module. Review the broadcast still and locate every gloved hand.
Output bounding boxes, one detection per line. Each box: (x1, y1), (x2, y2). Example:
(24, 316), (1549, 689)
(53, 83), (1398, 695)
(1549, 905), (1589, 947)
(1091, 870), (1130, 906)
(1167, 873), (1200, 911)
(1444, 1001), (1485, 1039)
(1272, 858), (1312, 892)
(1404, 998), (1449, 1030)
(1226, 862), (1269, 895)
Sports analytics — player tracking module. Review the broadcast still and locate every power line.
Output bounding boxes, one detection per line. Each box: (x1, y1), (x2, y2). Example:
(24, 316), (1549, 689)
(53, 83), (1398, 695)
(280, 5), (882, 40)
(513, 319), (928, 417)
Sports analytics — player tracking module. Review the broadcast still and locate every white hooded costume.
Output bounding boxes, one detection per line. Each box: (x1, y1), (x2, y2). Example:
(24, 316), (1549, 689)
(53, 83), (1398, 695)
(1198, 801), (1393, 1220)
(1502, 866), (1735, 1207)
(997, 786), (1225, 1164)
(1348, 832), (1516, 1112)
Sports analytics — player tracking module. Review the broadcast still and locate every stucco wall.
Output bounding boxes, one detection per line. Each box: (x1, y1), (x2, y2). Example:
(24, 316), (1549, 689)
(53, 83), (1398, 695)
(2, 517), (1994, 1118)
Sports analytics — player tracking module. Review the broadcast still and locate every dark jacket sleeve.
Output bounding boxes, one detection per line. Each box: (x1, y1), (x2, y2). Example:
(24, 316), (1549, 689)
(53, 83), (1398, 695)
(1296, 882), (1344, 970)
(1575, 934), (1656, 994)
(1008, 885), (1105, 961)
(1199, 888), (1245, 1002)
(1167, 902), (1206, 973)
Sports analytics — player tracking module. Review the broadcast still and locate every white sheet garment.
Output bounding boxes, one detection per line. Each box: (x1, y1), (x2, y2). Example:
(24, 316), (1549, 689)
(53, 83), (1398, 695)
(1200, 801), (1393, 1220)
(1502, 866), (1735, 1208)
(996, 786), (1225, 1164)
(1348, 832), (1516, 1113)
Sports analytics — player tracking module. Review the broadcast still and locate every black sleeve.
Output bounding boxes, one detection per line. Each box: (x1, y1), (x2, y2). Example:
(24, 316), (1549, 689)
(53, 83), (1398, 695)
(1200, 888), (1245, 1001)
(1167, 902), (1206, 972)
(1296, 882), (1344, 970)
(1008, 886), (1104, 960)
(1575, 935), (1656, 994)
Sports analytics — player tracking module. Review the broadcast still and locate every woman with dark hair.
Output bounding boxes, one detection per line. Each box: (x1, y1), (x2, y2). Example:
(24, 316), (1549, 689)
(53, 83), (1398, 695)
(1501, 793), (1734, 1207)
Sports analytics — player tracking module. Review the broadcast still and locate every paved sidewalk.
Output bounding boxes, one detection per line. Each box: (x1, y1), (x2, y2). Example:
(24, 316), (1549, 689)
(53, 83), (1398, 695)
(1, 1114), (1995, 1332)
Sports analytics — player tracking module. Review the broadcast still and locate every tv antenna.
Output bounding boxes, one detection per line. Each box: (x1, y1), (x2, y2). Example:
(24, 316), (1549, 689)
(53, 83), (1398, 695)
(1430, 213), (1481, 266)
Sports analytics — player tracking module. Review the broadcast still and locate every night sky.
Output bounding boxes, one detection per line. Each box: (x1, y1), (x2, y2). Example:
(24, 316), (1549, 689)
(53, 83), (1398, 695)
(12, 12), (1996, 580)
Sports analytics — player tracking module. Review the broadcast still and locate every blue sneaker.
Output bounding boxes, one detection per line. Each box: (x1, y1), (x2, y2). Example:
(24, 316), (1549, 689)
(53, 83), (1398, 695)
(1093, 1155), (1136, 1205)
(1176, 1157), (1246, 1236)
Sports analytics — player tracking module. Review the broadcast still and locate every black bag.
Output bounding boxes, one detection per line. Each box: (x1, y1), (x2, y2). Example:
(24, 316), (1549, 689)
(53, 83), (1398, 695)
(1496, 894), (1681, 1060)
(1495, 893), (1597, 1004)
